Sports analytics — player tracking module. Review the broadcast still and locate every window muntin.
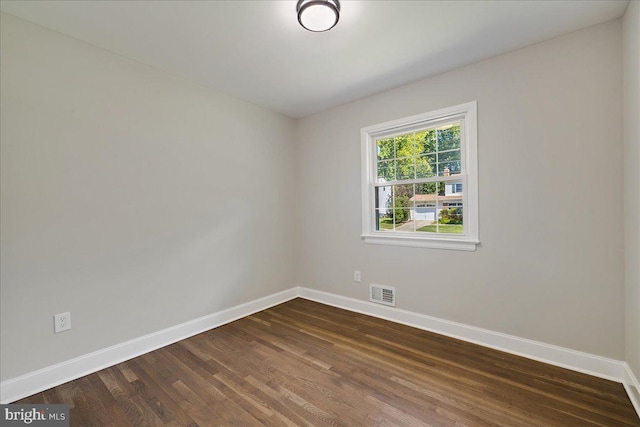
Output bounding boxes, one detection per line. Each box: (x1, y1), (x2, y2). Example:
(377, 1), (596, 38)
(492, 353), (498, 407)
(373, 119), (464, 236)
(361, 102), (478, 250)
(375, 122), (462, 182)
(374, 180), (464, 235)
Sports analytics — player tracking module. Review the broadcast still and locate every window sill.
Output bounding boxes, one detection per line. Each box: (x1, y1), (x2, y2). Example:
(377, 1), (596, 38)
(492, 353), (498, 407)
(361, 233), (479, 251)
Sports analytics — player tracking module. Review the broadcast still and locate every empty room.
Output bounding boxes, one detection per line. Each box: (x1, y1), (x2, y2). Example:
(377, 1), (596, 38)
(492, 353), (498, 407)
(1, 0), (639, 425)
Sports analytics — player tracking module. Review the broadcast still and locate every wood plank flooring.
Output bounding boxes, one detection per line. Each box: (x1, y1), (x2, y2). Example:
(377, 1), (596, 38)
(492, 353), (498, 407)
(17, 298), (640, 426)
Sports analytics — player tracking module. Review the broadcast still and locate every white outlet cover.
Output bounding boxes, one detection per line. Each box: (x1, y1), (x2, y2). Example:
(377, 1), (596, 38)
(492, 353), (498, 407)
(354, 270), (361, 282)
(54, 312), (71, 333)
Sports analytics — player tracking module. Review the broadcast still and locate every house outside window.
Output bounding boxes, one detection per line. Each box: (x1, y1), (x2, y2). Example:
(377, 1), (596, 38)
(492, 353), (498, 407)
(361, 101), (479, 251)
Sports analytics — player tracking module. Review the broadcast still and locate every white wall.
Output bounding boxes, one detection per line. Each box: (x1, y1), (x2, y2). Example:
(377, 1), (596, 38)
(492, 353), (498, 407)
(623, 0), (640, 378)
(0, 13), (296, 381)
(295, 19), (625, 359)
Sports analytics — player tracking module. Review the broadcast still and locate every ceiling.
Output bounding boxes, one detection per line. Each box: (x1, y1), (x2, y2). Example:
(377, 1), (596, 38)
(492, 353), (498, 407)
(0, 0), (629, 118)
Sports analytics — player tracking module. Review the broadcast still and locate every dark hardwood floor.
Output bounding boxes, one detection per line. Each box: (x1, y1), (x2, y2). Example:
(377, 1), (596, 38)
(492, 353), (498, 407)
(17, 298), (640, 426)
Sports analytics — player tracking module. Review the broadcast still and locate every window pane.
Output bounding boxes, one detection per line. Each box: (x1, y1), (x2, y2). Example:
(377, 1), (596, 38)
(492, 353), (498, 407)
(394, 133), (415, 158)
(415, 182), (437, 196)
(437, 184), (463, 233)
(377, 137), (394, 161)
(377, 160), (394, 182)
(393, 209), (413, 232)
(374, 186), (392, 212)
(441, 180), (463, 196)
(439, 183), (463, 208)
(392, 184), (414, 209)
(414, 184), (436, 232)
(416, 154), (436, 179)
(376, 184), (393, 231)
(411, 181), (464, 234)
(439, 150), (460, 163)
(376, 209), (394, 231)
(396, 158), (415, 180)
(438, 160), (462, 176)
(416, 129), (436, 155)
(437, 204), (464, 234)
(438, 150), (462, 176)
(437, 123), (461, 151)
(392, 186), (414, 230)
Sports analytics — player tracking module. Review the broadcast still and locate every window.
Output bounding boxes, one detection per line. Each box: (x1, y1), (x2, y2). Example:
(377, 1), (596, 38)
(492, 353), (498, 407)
(361, 101), (479, 251)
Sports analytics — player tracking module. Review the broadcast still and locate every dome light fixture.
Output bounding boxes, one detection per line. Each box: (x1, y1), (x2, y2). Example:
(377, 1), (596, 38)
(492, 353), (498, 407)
(297, 0), (340, 32)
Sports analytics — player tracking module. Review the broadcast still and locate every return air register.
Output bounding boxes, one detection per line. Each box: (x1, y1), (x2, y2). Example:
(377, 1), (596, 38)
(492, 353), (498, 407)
(370, 284), (395, 307)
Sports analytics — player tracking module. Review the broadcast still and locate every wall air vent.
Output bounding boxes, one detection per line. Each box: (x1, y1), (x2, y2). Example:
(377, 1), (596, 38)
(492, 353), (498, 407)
(370, 284), (395, 307)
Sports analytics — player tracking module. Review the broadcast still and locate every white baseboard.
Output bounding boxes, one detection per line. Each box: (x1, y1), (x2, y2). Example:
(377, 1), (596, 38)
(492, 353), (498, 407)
(0, 287), (298, 404)
(297, 287), (628, 383)
(624, 363), (640, 416)
(2, 285), (638, 421)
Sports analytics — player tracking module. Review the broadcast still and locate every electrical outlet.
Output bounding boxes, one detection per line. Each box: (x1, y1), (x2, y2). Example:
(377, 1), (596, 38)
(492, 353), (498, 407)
(354, 270), (361, 282)
(54, 312), (71, 333)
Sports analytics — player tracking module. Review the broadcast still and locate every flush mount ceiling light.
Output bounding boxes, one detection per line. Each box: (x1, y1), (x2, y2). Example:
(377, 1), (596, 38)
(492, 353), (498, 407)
(297, 0), (340, 32)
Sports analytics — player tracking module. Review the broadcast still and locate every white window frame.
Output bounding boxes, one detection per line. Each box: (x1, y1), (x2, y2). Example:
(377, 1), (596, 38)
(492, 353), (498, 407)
(360, 101), (479, 251)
